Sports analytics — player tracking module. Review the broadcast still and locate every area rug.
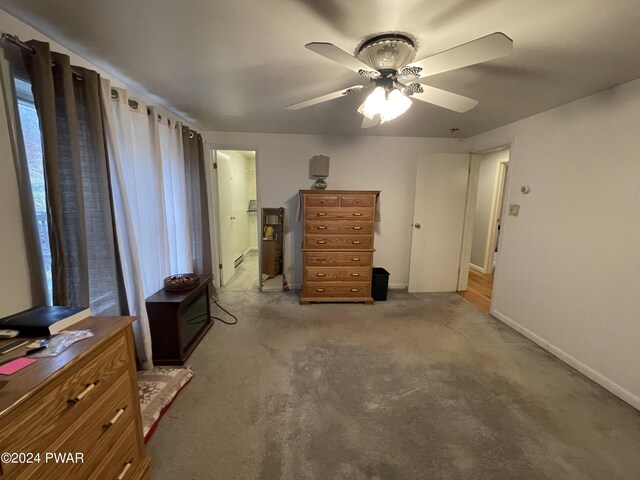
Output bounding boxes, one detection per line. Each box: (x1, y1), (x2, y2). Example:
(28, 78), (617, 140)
(138, 366), (193, 442)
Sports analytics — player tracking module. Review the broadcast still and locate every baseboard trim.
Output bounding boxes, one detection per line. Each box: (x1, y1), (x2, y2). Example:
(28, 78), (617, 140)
(491, 309), (640, 411)
(469, 263), (486, 273)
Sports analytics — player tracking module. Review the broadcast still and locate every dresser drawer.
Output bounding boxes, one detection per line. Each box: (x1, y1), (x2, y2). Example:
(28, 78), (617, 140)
(305, 220), (373, 234)
(305, 266), (371, 282)
(305, 194), (339, 206)
(22, 372), (136, 479)
(340, 194), (375, 207)
(303, 235), (373, 249)
(88, 422), (143, 480)
(0, 335), (129, 479)
(305, 206), (374, 220)
(304, 252), (373, 266)
(304, 282), (371, 299)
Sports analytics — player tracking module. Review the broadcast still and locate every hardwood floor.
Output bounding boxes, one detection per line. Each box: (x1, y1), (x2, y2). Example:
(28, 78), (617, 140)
(458, 268), (494, 312)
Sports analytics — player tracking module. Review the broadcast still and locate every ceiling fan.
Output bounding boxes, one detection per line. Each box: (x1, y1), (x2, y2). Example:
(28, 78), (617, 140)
(287, 32), (513, 128)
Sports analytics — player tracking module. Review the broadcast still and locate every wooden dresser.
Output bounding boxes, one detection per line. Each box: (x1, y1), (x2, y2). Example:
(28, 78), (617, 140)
(0, 317), (150, 480)
(300, 189), (379, 304)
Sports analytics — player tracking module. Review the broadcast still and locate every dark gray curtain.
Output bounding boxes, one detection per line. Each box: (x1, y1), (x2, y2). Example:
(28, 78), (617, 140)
(182, 127), (212, 275)
(23, 41), (126, 314)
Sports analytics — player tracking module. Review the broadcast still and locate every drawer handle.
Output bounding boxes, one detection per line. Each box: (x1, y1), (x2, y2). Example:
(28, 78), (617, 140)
(316, 273), (326, 277)
(117, 460), (133, 480)
(351, 288), (359, 292)
(351, 273), (360, 277)
(351, 258), (360, 261)
(352, 241), (361, 244)
(67, 380), (100, 407)
(317, 212), (327, 216)
(353, 213), (362, 216)
(317, 240), (327, 244)
(316, 288), (325, 292)
(352, 226), (362, 230)
(103, 406), (127, 431)
(316, 226), (327, 230)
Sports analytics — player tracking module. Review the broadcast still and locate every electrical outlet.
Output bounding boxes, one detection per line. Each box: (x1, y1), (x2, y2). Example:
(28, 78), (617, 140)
(508, 204), (520, 216)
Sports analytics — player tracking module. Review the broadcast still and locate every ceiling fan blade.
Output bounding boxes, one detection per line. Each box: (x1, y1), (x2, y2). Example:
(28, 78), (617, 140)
(361, 114), (380, 129)
(407, 32), (512, 79)
(286, 85), (365, 110)
(306, 42), (373, 74)
(411, 85), (478, 113)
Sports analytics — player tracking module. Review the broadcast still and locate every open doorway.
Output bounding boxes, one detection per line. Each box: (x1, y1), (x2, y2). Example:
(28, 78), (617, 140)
(458, 146), (510, 311)
(211, 149), (259, 291)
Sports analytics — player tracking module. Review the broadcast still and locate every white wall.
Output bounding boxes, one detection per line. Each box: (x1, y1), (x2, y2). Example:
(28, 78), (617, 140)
(204, 132), (465, 288)
(465, 77), (640, 409)
(470, 149), (508, 268)
(219, 150), (252, 260)
(246, 155), (258, 250)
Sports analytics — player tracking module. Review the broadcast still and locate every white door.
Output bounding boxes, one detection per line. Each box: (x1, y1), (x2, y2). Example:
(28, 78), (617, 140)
(408, 153), (470, 292)
(215, 151), (236, 285)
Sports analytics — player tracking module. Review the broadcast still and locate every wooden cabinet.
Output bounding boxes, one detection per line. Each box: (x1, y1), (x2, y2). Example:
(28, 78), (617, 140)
(0, 317), (149, 479)
(146, 275), (213, 366)
(300, 190), (378, 304)
(261, 240), (282, 278)
(261, 207), (284, 279)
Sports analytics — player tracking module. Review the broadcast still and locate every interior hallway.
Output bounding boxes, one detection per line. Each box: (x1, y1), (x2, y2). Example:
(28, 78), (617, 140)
(146, 287), (640, 479)
(458, 269), (494, 312)
(223, 250), (283, 292)
(222, 250), (259, 292)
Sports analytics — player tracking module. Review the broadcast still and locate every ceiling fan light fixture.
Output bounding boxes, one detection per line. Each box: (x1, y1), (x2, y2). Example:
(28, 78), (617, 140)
(358, 86), (412, 124)
(357, 34), (417, 71)
(380, 89), (412, 123)
(297, 32), (511, 127)
(357, 86), (386, 119)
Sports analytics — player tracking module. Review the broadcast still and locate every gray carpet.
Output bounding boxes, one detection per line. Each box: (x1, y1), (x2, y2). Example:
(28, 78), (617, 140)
(147, 256), (640, 479)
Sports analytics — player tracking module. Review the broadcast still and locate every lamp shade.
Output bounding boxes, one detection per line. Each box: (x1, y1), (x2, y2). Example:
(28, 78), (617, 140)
(310, 155), (330, 178)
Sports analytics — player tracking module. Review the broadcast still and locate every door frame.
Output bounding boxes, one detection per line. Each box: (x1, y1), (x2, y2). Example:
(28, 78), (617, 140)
(457, 153), (481, 292)
(482, 160), (508, 275)
(205, 143), (262, 290)
(457, 141), (514, 309)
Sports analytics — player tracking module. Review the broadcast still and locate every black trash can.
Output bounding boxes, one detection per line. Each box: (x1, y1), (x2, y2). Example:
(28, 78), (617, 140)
(371, 267), (390, 301)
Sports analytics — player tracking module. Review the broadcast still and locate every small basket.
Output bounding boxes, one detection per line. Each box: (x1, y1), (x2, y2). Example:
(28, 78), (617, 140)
(163, 273), (200, 292)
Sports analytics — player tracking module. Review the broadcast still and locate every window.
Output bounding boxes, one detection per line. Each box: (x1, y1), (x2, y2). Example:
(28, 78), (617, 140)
(14, 77), (53, 303)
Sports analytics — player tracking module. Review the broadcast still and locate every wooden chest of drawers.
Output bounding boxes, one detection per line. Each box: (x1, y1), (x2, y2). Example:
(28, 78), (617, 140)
(300, 189), (379, 304)
(0, 317), (150, 480)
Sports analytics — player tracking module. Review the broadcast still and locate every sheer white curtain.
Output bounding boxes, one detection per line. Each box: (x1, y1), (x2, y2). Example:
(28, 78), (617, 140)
(149, 107), (192, 273)
(100, 83), (198, 368)
(108, 88), (170, 297)
(99, 79), (153, 368)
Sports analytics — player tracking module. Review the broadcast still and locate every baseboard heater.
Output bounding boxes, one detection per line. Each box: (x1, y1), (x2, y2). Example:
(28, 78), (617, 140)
(234, 254), (244, 268)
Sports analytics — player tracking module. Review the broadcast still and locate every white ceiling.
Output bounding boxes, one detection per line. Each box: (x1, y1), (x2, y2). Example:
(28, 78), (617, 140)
(2, 0), (640, 137)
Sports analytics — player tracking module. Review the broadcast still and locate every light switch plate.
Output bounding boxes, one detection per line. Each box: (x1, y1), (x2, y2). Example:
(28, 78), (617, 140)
(508, 204), (520, 216)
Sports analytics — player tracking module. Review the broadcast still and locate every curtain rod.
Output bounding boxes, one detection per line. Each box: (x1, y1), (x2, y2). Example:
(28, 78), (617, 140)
(1, 32), (36, 54)
(1, 32), (87, 81)
(4, 32), (195, 131)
